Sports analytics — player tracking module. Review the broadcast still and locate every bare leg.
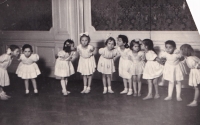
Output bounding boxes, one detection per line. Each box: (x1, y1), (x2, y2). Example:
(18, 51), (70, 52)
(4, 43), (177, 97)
(153, 78), (160, 99)
(176, 81), (182, 101)
(25, 79), (29, 94)
(102, 74), (107, 94)
(159, 76), (165, 86)
(120, 78), (128, 94)
(137, 75), (142, 96)
(81, 75), (87, 93)
(31, 79), (38, 93)
(143, 79), (153, 100)
(61, 78), (67, 95)
(85, 75), (93, 93)
(127, 78), (133, 95)
(132, 76), (137, 96)
(187, 87), (199, 107)
(164, 81), (174, 100)
(107, 75), (114, 93)
(64, 77), (70, 94)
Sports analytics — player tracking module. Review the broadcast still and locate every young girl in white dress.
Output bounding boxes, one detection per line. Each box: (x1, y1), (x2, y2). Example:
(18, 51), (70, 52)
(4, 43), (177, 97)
(16, 44), (41, 96)
(97, 37), (118, 94)
(0, 45), (20, 100)
(180, 44), (200, 106)
(77, 32), (96, 94)
(54, 39), (75, 96)
(141, 39), (163, 100)
(117, 35), (133, 95)
(128, 39), (145, 96)
(159, 40), (186, 101)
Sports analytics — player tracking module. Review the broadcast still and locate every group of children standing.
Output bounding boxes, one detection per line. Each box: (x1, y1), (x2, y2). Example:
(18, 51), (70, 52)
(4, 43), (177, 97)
(0, 32), (200, 107)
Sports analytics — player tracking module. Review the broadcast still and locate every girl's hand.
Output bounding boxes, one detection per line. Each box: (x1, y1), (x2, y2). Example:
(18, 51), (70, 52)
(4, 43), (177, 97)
(156, 57), (165, 65)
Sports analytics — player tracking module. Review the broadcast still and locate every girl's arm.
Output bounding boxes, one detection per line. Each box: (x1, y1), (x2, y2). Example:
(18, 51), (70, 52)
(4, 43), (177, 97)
(89, 45), (95, 52)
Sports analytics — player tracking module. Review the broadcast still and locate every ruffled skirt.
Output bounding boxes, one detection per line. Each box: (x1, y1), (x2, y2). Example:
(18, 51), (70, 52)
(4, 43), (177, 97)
(16, 63), (41, 79)
(143, 61), (163, 79)
(77, 56), (96, 75)
(119, 58), (132, 79)
(54, 59), (75, 77)
(0, 67), (10, 86)
(129, 61), (145, 75)
(189, 69), (200, 87)
(97, 56), (115, 74)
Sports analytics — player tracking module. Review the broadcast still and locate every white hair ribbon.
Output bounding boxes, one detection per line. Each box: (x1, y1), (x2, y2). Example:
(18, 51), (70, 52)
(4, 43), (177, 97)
(80, 32), (89, 36)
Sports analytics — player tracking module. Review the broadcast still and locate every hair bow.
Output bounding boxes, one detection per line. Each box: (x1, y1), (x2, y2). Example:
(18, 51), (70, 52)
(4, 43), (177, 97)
(106, 33), (112, 39)
(6, 48), (11, 54)
(80, 32), (89, 36)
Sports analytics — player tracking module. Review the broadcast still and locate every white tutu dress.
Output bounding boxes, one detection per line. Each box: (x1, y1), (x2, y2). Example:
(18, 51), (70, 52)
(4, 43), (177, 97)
(128, 51), (145, 75)
(116, 47), (132, 79)
(0, 54), (12, 86)
(97, 47), (117, 74)
(185, 56), (200, 87)
(77, 44), (96, 75)
(54, 50), (75, 77)
(16, 54), (41, 79)
(143, 50), (163, 79)
(159, 50), (187, 82)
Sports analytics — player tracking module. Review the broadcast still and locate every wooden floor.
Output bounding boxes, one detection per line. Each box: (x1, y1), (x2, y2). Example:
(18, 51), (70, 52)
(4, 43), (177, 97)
(0, 74), (200, 125)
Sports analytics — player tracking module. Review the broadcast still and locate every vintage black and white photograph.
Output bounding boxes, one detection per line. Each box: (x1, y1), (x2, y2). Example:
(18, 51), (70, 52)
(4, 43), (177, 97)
(0, 0), (200, 125)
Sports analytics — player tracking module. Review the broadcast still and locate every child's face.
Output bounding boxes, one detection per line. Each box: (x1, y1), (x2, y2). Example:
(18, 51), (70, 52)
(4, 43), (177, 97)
(165, 44), (175, 54)
(81, 37), (89, 47)
(23, 48), (32, 58)
(117, 38), (124, 47)
(141, 42), (147, 51)
(106, 40), (115, 50)
(12, 49), (20, 57)
(132, 44), (140, 52)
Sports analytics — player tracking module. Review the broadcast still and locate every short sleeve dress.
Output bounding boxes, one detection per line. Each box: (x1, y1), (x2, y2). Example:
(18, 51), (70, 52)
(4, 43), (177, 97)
(97, 47), (117, 74)
(16, 54), (41, 79)
(159, 51), (186, 82)
(116, 47), (132, 79)
(54, 50), (75, 77)
(128, 51), (145, 75)
(77, 44), (96, 75)
(143, 50), (163, 79)
(185, 56), (200, 87)
(0, 54), (13, 86)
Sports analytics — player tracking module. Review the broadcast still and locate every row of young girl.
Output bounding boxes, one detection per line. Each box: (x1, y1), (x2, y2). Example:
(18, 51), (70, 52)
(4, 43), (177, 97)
(0, 33), (200, 107)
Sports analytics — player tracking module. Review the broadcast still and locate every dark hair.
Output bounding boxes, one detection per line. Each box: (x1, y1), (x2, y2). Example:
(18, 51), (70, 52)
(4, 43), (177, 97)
(180, 44), (194, 57)
(118, 35), (129, 48)
(105, 37), (116, 46)
(22, 44), (33, 52)
(63, 39), (74, 53)
(80, 34), (91, 44)
(142, 39), (157, 54)
(130, 40), (141, 51)
(165, 40), (176, 48)
(9, 45), (19, 51)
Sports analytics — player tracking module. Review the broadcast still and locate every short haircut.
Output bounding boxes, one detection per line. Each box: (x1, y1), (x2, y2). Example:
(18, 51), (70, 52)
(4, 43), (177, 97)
(105, 37), (116, 46)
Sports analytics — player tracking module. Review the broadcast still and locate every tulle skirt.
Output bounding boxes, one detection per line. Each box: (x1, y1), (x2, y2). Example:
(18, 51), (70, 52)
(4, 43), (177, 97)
(163, 62), (186, 82)
(77, 56), (96, 75)
(189, 69), (200, 87)
(54, 59), (75, 77)
(97, 56), (115, 74)
(129, 61), (145, 75)
(143, 61), (163, 79)
(0, 67), (10, 86)
(16, 63), (41, 79)
(119, 58), (132, 79)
